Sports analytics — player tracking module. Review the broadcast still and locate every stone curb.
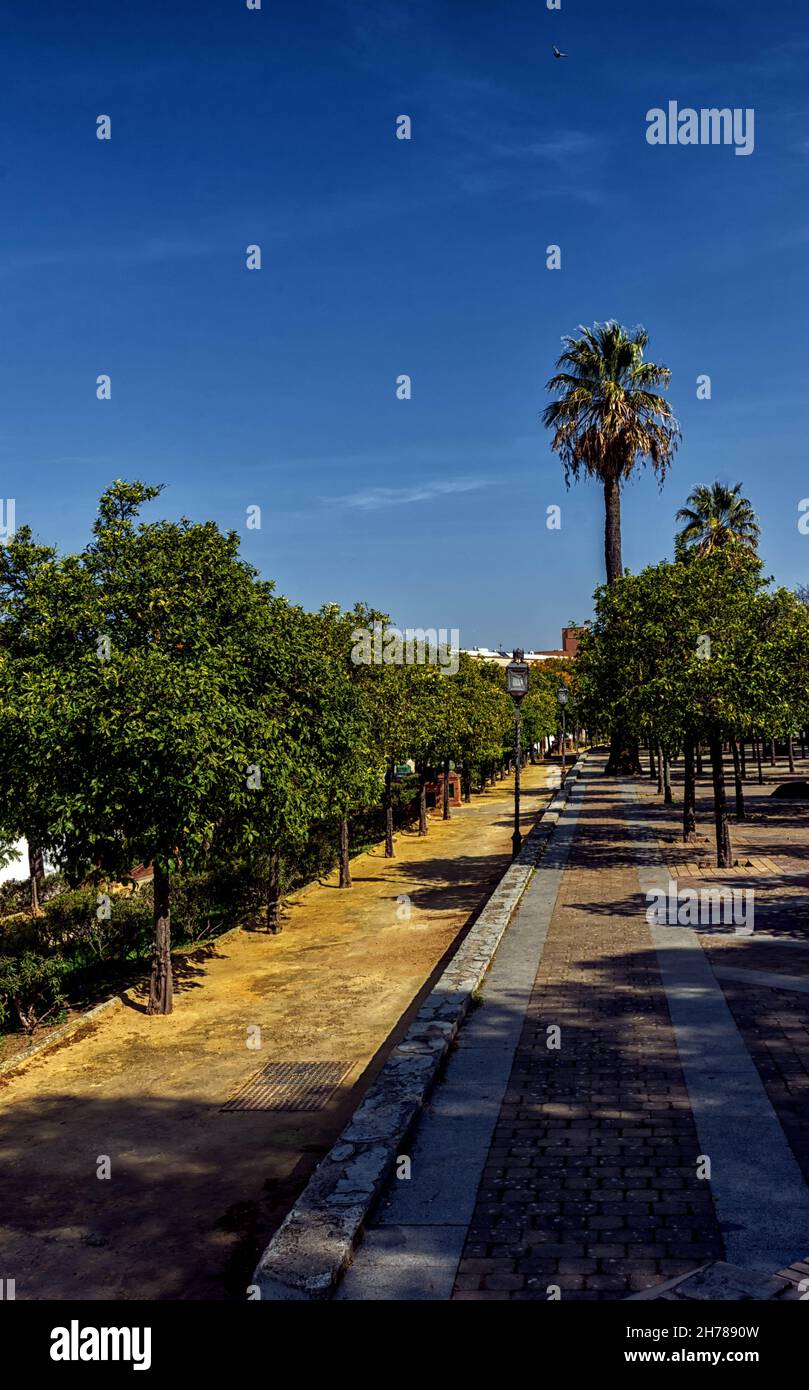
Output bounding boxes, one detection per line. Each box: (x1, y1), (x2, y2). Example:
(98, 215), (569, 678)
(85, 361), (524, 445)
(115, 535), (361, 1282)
(252, 755), (588, 1300)
(0, 991), (127, 1079)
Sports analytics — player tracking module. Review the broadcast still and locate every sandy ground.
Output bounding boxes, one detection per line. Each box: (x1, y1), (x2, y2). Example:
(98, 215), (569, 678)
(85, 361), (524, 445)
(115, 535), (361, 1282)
(0, 762), (557, 1300)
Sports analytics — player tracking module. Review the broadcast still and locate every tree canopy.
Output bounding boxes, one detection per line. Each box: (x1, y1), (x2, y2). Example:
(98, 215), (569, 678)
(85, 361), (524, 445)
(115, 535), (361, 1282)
(0, 481), (558, 1015)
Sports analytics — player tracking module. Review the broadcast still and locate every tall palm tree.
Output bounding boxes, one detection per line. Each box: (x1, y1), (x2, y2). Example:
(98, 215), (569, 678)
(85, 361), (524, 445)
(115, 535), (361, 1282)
(674, 482), (760, 559)
(544, 322), (680, 583)
(544, 323), (680, 774)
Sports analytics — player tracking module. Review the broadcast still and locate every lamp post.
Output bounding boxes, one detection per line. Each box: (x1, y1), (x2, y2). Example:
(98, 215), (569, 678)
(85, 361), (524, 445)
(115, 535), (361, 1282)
(557, 686), (569, 775)
(506, 649), (529, 858)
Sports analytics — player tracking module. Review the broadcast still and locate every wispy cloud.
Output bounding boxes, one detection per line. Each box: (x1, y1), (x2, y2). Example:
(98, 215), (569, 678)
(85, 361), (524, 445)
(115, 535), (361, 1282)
(417, 70), (612, 205)
(0, 236), (220, 277)
(452, 127), (609, 203)
(332, 477), (494, 511)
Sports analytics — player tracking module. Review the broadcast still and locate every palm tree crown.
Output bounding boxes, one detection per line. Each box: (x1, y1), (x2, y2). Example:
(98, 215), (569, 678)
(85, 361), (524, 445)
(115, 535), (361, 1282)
(543, 321), (680, 583)
(674, 482), (760, 559)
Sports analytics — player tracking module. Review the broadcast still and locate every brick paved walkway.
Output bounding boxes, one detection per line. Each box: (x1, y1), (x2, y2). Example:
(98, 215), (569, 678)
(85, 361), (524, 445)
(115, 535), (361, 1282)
(452, 758), (725, 1299)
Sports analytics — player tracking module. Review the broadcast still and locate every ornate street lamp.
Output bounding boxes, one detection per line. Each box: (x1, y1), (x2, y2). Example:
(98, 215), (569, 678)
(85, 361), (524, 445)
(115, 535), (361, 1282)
(557, 685), (569, 774)
(506, 649), (530, 857)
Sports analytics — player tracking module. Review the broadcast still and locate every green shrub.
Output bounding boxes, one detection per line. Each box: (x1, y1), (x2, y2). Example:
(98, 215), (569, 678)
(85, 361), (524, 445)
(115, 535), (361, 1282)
(0, 951), (67, 1034)
(0, 871), (64, 917)
(42, 887), (153, 961)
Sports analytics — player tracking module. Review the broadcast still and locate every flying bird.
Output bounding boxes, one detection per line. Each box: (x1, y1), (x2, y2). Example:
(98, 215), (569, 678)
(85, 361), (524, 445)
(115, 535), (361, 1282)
(552, 45), (568, 59)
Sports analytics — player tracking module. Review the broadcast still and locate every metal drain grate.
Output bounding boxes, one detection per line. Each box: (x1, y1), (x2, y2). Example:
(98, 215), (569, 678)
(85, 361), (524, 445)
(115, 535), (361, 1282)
(221, 1060), (351, 1113)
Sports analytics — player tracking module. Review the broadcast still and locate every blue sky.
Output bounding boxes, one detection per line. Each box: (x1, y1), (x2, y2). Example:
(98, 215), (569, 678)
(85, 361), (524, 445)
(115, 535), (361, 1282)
(2, 0), (808, 649)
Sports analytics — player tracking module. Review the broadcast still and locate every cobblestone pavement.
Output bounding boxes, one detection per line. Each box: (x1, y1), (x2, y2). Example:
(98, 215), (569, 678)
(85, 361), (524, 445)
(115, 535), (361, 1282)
(450, 753), (809, 1301)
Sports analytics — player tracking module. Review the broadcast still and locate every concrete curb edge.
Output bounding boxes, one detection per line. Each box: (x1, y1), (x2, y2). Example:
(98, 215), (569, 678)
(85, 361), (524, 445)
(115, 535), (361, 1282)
(252, 755), (587, 1300)
(0, 992), (126, 1078)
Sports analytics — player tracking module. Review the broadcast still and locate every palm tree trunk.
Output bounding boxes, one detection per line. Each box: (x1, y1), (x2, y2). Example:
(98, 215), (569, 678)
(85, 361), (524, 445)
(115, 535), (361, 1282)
(339, 817), (351, 887)
(708, 733), (732, 869)
(683, 736), (696, 841)
(730, 736), (745, 821)
(601, 474), (643, 775)
(603, 473), (623, 583)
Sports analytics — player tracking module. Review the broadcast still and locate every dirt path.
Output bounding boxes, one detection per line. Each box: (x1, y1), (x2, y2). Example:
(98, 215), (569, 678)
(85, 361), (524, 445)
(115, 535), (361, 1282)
(0, 762), (557, 1300)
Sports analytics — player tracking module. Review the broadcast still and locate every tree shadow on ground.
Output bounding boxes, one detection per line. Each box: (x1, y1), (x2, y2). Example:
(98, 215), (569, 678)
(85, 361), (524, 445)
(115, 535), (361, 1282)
(2, 851), (806, 1303)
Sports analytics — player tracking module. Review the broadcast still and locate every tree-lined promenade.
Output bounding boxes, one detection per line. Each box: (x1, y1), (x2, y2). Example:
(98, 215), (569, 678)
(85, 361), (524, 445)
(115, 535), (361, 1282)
(0, 481), (573, 1028)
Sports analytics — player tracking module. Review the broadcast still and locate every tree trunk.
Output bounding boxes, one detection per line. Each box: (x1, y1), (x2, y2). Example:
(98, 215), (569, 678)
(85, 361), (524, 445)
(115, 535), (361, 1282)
(601, 473), (643, 774)
(339, 817), (351, 887)
(27, 841), (44, 914)
(708, 733), (732, 868)
(696, 742), (704, 777)
(788, 735), (796, 774)
(148, 861), (173, 1014)
(683, 736), (696, 842)
(266, 850), (281, 932)
(730, 736), (745, 821)
(462, 760), (472, 803)
(384, 763), (394, 856)
(802, 729), (807, 760)
(442, 758), (451, 820)
(418, 771), (428, 835)
(663, 750), (673, 804)
(756, 734), (764, 785)
(769, 737), (776, 766)
(739, 737), (747, 780)
(649, 742), (657, 781)
(656, 743), (664, 795)
(605, 733), (642, 776)
(603, 472), (623, 584)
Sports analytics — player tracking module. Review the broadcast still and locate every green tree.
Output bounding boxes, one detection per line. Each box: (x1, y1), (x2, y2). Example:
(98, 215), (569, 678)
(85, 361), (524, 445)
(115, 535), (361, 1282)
(51, 481), (285, 1013)
(675, 482), (760, 559)
(543, 322), (680, 586)
(574, 552), (799, 866)
(308, 604), (384, 891)
(543, 322), (679, 773)
(0, 527), (67, 911)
